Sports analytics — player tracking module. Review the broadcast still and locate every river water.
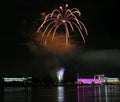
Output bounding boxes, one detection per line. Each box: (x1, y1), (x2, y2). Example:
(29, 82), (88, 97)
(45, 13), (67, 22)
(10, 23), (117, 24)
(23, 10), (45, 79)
(0, 85), (120, 102)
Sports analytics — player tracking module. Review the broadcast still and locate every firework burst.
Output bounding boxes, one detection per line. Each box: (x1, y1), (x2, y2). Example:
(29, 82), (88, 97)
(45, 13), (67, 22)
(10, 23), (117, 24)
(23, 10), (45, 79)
(37, 4), (88, 45)
(57, 67), (65, 82)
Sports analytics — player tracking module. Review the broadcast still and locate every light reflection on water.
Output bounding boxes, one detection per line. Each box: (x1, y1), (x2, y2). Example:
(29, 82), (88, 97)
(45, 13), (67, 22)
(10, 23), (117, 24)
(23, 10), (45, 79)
(77, 85), (102, 102)
(104, 85), (120, 102)
(0, 87), (32, 102)
(77, 85), (120, 102)
(57, 86), (64, 102)
(0, 85), (120, 102)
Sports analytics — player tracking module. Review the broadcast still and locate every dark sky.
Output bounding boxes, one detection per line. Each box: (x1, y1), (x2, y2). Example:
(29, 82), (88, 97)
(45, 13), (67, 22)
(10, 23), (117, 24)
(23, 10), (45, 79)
(0, 0), (120, 81)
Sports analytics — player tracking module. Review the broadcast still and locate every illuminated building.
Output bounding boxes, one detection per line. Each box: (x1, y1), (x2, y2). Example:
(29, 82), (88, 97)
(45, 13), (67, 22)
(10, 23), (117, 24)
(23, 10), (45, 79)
(77, 74), (120, 85)
(0, 77), (32, 86)
(3, 77), (27, 82)
(94, 74), (120, 84)
(77, 78), (102, 85)
(2, 77), (32, 82)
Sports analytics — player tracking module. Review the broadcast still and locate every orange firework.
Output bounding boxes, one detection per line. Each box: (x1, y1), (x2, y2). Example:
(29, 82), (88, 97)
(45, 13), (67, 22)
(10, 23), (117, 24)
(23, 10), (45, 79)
(37, 4), (88, 45)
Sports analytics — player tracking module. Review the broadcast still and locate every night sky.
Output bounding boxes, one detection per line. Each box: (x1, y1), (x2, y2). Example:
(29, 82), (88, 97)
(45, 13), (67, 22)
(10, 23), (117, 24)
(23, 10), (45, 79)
(0, 0), (120, 81)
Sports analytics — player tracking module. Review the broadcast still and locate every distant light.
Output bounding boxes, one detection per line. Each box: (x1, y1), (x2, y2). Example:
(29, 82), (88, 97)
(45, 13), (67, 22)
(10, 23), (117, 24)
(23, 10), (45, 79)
(3, 77), (27, 82)
(62, 20), (66, 23)
(57, 68), (65, 82)
(65, 4), (68, 7)
(77, 78), (102, 84)
(59, 6), (62, 10)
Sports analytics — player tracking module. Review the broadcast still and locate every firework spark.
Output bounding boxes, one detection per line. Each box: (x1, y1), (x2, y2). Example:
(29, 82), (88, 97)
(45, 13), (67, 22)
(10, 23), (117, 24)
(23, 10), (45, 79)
(57, 67), (65, 82)
(37, 4), (88, 45)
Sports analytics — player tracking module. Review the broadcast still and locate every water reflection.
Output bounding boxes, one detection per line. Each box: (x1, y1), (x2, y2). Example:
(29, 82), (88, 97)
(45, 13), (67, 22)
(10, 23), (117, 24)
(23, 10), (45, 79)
(0, 87), (4, 102)
(104, 85), (120, 102)
(57, 86), (64, 102)
(77, 85), (120, 102)
(0, 85), (120, 102)
(2, 87), (31, 102)
(77, 85), (102, 102)
(94, 85), (102, 102)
